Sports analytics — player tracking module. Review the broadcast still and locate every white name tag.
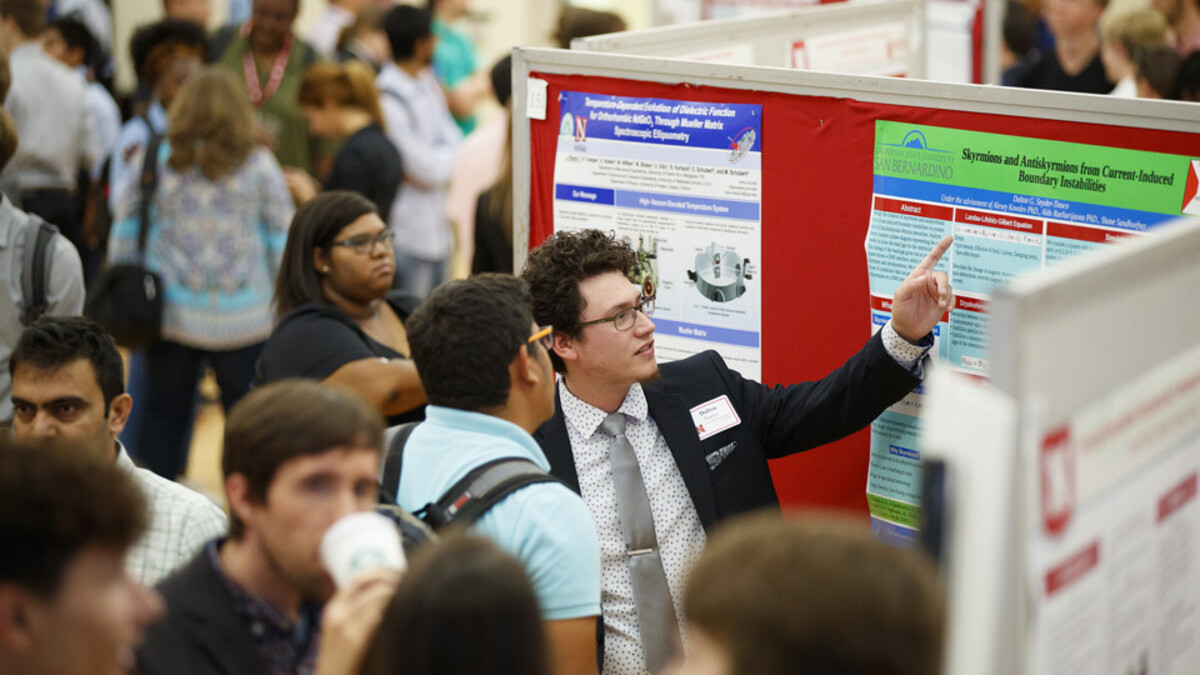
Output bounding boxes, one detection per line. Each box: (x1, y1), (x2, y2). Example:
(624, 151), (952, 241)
(690, 395), (741, 440)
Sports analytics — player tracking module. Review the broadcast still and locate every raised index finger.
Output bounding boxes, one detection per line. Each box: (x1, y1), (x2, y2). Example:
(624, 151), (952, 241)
(911, 235), (954, 277)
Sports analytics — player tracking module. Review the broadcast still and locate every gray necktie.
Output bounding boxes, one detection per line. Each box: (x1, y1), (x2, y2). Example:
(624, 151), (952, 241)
(600, 412), (680, 674)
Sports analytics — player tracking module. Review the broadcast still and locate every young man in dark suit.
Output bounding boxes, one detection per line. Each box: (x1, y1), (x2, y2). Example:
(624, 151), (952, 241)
(522, 228), (953, 674)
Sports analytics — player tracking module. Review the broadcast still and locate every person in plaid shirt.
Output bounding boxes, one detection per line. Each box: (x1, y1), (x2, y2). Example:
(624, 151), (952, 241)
(9, 316), (227, 585)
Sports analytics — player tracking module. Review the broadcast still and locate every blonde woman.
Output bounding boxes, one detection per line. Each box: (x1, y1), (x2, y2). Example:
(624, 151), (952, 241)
(107, 66), (294, 479)
(285, 60), (401, 217)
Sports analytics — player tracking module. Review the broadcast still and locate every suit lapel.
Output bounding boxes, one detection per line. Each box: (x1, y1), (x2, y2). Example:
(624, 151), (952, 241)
(534, 386), (581, 494)
(644, 384), (719, 530)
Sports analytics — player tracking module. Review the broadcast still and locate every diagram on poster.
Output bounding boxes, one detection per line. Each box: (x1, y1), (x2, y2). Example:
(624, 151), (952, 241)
(552, 91), (763, 379)
(863, 121), (1199, 546)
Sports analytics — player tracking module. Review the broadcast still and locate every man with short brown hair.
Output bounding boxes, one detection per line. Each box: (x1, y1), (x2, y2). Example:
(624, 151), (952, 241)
(679, 512), (945, 675)
(136, 380), (385, 675)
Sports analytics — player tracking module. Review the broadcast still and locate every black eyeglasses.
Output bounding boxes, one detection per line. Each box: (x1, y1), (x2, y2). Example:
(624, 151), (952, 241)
(528, 325), (554, 350)
(578, 295), (655, 332)
(329, 230), (395, 255)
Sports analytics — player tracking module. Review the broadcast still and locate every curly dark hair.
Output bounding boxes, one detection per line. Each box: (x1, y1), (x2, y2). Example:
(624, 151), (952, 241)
(0, 439), (147, 597)
(520, 229), (635, 373)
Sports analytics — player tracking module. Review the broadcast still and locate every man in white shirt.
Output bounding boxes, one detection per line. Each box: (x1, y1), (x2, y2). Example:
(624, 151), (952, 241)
(10, 317), (227, 586)
(0, 0), (94, 256)
(377, 4), (461, 299)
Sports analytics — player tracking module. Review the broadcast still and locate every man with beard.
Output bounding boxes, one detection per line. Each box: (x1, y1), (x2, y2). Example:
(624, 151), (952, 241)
(134, 380), (384, 675)
(521, 228), (954, 674)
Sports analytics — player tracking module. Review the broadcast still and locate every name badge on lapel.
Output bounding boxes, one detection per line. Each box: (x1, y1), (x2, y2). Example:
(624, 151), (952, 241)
(690, 395), (741, 441)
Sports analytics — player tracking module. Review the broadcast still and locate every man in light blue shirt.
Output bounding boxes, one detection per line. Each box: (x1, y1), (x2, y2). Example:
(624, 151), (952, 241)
(400, 274), (602, 675)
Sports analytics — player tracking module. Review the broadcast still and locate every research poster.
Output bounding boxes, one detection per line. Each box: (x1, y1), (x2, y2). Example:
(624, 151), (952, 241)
(1027, 343), (1200, 675)
(552, 91), (764, 379)
(789, 21), (911, 76)
(864, 120), (1199, 545)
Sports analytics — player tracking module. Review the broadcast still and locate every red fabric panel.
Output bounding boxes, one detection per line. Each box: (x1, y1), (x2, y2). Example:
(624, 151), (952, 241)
(527, 71), (1200, 516)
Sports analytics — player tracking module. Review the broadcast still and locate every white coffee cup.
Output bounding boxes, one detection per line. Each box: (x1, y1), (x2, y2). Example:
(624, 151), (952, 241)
(320, 511), (406, 588)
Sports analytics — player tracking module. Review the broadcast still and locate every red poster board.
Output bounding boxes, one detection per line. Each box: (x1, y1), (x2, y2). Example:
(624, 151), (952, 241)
(525, 71), (1200, 517)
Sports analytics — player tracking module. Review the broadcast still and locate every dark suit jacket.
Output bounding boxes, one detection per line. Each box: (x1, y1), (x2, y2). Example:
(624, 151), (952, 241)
(134, 548), (265, 675)
(533, 331), (921, 531)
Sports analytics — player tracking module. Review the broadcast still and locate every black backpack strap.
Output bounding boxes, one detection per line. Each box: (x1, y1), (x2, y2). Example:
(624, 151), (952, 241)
(374, 504), (436, 555)
(378, 422), (420, 505)
(422, 457), (564, 530)
(19, 217), (59, 326)
(136, 134), (164, 255)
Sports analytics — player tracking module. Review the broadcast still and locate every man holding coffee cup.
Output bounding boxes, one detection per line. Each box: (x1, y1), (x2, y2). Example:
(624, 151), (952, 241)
(135, 380), (392, 675)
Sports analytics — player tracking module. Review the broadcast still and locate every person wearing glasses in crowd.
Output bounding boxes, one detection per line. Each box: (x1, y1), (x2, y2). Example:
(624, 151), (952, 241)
(256, 191), (426, 425)
(520, 228), (954, 674)
(398, 273), (601, 675)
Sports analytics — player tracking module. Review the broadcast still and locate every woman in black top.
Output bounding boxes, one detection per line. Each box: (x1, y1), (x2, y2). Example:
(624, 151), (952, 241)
(285, 61), (402, 217)
(256, 191), (425, 424)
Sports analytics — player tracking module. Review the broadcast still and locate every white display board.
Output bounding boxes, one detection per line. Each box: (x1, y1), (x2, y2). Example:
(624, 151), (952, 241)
(924, 217), (1200, 675)
(572, 0), (927, 78)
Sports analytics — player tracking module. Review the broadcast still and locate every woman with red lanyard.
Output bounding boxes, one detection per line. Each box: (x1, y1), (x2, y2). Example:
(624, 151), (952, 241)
(212, 0), (319, 174)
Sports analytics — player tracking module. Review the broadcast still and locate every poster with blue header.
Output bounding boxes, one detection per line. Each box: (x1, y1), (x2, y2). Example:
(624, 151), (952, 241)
(553, 91), (764, 378)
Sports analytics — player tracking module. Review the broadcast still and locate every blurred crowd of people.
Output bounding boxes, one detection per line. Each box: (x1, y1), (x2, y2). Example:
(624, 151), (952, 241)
(1003, 0), (1200, 100)
(0, 0), (631, 476)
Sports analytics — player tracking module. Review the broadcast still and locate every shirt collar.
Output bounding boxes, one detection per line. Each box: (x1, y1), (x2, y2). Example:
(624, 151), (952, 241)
(558, 381), (648, 439)
(378, 61), (433, 95)
(205, 540), (321, 638)
(115, 442), (134, 469)
(423, 405), (550, 470)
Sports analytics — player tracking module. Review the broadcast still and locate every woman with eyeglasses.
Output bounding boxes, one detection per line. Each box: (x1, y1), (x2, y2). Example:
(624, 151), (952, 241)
(255, 191), (426, 424)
